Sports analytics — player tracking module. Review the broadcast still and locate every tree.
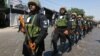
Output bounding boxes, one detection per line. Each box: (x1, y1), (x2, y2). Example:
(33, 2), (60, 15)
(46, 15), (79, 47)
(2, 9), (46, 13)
(68, 8), (85, 17)
(85, 16), (94, 19)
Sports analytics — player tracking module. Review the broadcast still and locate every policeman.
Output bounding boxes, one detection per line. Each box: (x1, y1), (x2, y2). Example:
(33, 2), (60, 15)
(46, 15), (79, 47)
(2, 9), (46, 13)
(52, 7), (72, 55)
(82, 17), (88, 36)
(69, 12), (77, 44)
(80, 16), (85, 37)
(90, 19), (94, 31)
(22, 0), (48, 56)
(86, 18), (91, 33)
(76, 15), (83, 41)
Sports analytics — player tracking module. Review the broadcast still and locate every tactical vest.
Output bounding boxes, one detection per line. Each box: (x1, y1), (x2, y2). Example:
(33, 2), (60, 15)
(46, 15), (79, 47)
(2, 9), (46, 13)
(90, 21), (93, 26)
(56, 15), (67, 27)
(71, 19), (76, 29)
(83, 20), (87, 26)
(25, 14), (41, 37)
(87, 21), (89, 26)
(77, 20), (82, 26)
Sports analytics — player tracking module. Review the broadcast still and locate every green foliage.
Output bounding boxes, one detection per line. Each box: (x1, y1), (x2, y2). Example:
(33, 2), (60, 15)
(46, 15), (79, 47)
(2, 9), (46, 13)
(68, 8), (85, 17)
(86, 16), (94, 19)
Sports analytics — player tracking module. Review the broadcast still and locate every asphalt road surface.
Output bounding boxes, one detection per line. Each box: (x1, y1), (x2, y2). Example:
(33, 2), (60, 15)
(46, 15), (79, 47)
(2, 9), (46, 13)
(0, 27), (100, 56)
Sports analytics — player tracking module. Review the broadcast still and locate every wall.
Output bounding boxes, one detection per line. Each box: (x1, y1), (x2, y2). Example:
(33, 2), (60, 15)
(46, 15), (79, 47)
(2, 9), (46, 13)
(10, 13), (22, 26)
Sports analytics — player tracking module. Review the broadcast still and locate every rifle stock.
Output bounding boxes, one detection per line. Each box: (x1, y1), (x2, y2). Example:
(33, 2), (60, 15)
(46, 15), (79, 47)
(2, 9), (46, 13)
(23, 22), (38, 56)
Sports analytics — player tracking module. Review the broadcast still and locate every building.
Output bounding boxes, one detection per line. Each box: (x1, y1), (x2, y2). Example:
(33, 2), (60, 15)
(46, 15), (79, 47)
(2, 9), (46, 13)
(0, 0), (28, 27)
(0, 0), (56, 27)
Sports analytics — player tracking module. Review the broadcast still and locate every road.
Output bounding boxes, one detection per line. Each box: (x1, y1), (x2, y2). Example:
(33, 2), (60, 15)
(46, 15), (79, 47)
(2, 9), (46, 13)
(0, 27), (100, 56)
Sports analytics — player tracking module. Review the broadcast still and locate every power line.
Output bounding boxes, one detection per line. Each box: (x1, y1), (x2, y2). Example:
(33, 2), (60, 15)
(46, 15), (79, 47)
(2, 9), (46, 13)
(41, 0), (59, 7)
(41, 0), (59, 8)
(44, 0), (62, 6)
(41, 0), (68, 10)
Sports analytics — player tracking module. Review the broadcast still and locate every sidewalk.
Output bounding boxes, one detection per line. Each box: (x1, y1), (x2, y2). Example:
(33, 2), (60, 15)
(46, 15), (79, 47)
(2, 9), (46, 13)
(0, 26), (18, 33)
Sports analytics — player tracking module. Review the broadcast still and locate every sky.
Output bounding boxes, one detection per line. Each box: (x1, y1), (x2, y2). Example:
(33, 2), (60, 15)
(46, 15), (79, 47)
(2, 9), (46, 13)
(22, 0), (100, 21)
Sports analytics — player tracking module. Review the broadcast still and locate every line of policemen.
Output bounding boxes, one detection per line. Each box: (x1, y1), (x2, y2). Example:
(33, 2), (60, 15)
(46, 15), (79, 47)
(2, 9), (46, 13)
(19, 0), (95, 56)
(51, 7), (94, 56)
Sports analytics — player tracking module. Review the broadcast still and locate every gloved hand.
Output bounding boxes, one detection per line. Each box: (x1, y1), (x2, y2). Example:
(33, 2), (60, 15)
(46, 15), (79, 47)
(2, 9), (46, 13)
(64, 30), (68, 35)
(29, 40), (36, 51)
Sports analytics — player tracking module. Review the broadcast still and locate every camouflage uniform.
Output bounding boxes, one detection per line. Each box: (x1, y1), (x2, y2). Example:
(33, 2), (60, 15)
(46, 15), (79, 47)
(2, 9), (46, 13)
(76, 15), (83, 41)
(69, 13), (77, 44)
(22, 0), (48, 56)
(52, 7), (72, 55)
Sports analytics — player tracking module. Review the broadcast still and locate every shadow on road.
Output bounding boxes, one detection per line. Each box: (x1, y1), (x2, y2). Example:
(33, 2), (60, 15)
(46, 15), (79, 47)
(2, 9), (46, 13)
(43, 50), (62, 56)
(96, 40), (100, 43)
(44, 51), (52, 56)
(43, 42), (71, 56)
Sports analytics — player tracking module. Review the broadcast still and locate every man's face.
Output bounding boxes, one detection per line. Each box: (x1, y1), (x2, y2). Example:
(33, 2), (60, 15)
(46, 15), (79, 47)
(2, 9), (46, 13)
(60, 9), (65, 14)
(78, 17), (81, 20)
(72, 15), (76, 18)
(29, 5), (36, 11)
